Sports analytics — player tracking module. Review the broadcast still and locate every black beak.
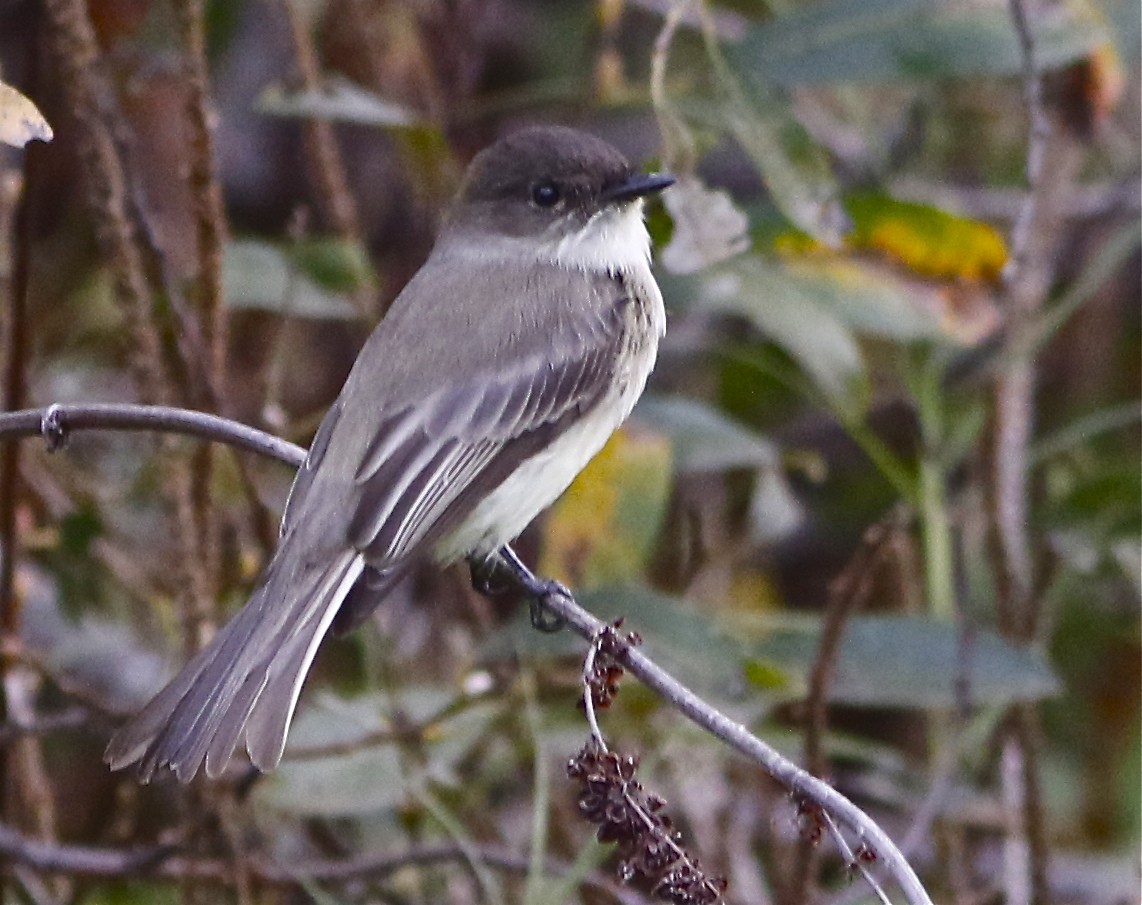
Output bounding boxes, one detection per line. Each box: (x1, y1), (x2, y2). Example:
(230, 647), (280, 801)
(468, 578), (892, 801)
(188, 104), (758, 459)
(602, 172), (675, 204)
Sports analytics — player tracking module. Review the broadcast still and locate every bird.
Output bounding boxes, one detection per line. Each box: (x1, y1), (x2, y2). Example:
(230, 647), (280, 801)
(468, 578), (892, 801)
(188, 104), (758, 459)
(104, 125), (673, 782)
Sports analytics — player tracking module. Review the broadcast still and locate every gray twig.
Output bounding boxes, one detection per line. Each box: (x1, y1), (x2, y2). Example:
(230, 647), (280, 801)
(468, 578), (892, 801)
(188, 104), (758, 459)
(0, 402), (935, 904)
(0, 403), (305, 468)
(497, 552), (936, 905)
(0, 822), (652, 902)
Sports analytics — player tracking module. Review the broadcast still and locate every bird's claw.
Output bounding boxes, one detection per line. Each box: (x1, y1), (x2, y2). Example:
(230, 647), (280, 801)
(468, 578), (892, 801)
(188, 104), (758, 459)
(528, 579), (569, 633)
(468, 548), (568, 632)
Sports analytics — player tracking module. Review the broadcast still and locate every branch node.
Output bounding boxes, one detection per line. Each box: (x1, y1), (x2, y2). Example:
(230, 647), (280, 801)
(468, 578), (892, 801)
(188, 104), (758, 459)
(40, 404), (67, 452)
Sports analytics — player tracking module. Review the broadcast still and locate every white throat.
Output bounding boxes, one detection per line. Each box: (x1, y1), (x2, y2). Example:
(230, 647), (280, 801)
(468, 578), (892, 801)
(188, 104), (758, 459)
(437, 199), (655, 286)
(547, 199), (653, 277)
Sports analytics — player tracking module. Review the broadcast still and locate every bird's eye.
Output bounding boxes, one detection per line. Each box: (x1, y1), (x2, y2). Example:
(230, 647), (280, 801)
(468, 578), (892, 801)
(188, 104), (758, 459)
(530, 181), (561, 208)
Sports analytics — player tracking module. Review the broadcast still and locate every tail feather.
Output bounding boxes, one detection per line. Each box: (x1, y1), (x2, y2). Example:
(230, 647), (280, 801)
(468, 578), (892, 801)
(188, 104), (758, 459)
(229, 557), (362, 774)
(105, 548), (364, 782)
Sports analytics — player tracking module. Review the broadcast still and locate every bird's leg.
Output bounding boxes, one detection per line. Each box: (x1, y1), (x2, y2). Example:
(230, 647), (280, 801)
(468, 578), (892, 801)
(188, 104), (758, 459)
(468, 554), (507, 597)
(475, 545), (568, 633)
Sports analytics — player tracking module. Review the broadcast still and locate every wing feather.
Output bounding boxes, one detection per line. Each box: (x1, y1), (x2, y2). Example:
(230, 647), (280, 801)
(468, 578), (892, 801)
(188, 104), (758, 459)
(344, 315), (624, 565)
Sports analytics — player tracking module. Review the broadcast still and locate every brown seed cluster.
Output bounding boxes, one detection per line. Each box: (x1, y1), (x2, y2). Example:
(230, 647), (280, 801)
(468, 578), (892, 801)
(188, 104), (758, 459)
(568, 741), (726, 903)
(582, 620), (639, 712)
(568, 623), (726, 902)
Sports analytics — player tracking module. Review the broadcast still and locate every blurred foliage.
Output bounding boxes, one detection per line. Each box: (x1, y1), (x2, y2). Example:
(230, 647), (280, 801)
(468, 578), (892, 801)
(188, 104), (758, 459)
(0, 0), (1139, 903)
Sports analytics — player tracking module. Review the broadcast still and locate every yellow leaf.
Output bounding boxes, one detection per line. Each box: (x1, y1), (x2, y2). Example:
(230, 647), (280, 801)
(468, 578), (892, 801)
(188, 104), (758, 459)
(845, 192), (1007, 283)
(0, 81), (52, 148)
(539, 426), (672, 590)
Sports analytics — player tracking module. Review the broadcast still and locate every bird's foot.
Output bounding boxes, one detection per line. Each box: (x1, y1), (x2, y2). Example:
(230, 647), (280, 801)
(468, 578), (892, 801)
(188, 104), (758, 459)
(469, 556), (507, 597)
(469, 546), (568, 633)
(526, 578), (569, 633)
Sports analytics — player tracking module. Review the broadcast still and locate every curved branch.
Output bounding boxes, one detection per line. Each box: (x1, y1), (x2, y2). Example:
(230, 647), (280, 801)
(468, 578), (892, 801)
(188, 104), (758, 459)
(0, 403), (305, 468)
(587, 598), (930, 903)
(493, 548), (935, 905)
(0, 402), (933, 903)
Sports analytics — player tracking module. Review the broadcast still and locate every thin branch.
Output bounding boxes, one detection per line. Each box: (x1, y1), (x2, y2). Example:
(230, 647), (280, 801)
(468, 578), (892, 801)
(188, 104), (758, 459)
(649, 0), (698, 173)
(0, 823), (655, 903)
(887, 176), (1141, 224)
(0, 710), (90, 745)
(0, 401), (934, 903)
(2, 334), (66, 898)
(1, 30), (48, 873)
(794, 510), (907, 902)
(176, 0), (228, 396)
(278, 0), (367, 313)
(175, 0), (229, 691)
(0, 404), (305, 468)
(992, 0), (1085, 641)
(581, 628), (610, 748)
(495, 551), (936, 905)
(40, 2), (226, 733)
(41, 0), (170, 401)
(0, 145), (35, 642)
(989, 3), (1080, 904)
(1003, 0), (1050, 290)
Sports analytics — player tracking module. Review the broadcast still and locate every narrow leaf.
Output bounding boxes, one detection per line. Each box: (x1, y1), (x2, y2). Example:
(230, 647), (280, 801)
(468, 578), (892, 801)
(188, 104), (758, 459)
(258, 76), (419, 127)
(743, 615), (1061, 708)
(684, 256), (869, 410)
(223, 239), (359, 320)
(539, 428), (672, 589)
(728, 0), (1110, 86)
(632, 394), (779, 473)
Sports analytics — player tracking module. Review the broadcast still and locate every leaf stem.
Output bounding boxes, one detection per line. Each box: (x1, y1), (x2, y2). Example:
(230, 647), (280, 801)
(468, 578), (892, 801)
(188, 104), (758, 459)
(914, 351), (956, 621)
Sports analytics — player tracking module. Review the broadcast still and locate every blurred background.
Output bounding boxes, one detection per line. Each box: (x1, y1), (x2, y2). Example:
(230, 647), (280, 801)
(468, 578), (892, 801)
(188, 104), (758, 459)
(0, 1), (1138, 903)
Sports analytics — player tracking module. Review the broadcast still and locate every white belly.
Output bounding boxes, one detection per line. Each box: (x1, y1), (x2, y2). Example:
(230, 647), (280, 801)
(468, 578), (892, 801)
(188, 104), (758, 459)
(432, 331), (658, 562)
(432, 200), (665, 562)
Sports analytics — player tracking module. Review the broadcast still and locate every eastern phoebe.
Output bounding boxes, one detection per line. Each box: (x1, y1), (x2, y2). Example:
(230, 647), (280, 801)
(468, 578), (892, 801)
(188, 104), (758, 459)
(105, 125), (673, 782)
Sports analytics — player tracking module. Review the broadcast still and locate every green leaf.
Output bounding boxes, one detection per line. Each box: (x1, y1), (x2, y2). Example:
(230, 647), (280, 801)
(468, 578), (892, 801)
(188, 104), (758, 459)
(680, 255), (869, 412)
(258, 744), (407, 816)
(497, 587), (1058, 711)
(843, 191), (1008, 283)
(223, 239), (359, 320)
(290, 237), (377, 294)
(1110, 538), (1142, 598)
(632, 395), (779, 473)
(493, 583), (779, 719)
(776, 256), (946, 341)
(258, 693), (405, 816)
(257, 76), (419, 127)
(699, 43), (847, 246)
(1030, 402), (1142, 467)
(633, 395), (805, 543)
(258, 690), (496, 816)
(1045, 465), (1141, 578)
(744, 615), (1061, 708)
(30, 606), (168, 708)
(728, 0), (1110, 86)
(1048, 467), (1141, 532)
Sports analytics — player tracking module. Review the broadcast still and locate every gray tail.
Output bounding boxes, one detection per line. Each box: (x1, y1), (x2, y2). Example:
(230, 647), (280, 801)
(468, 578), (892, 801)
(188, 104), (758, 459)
(104, 547), (364, 783)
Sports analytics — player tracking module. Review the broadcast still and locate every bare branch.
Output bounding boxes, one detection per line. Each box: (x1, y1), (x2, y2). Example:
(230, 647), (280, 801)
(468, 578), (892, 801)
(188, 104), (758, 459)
(0, 403), (305, 468)
(41, 0), (170, 400)
(493, 550), (936, 905)
(0, 401), (933, 903)
(989, 3), (1084, 903)
(0, 822), (654, 902)
(176, 0), (228, 394)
